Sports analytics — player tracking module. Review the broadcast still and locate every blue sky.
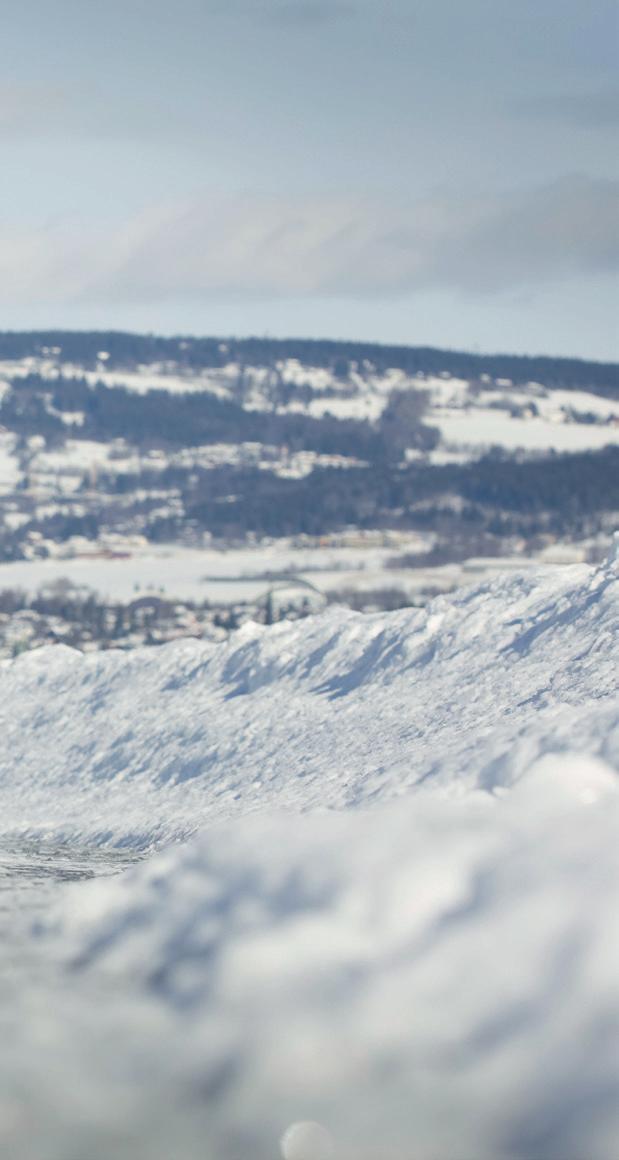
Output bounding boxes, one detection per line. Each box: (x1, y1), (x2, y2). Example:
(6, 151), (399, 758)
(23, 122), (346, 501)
(1, 0), (617, 357)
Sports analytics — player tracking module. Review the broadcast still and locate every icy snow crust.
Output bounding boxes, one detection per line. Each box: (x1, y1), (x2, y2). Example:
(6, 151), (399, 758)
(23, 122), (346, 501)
(0, 556), (618, 1159)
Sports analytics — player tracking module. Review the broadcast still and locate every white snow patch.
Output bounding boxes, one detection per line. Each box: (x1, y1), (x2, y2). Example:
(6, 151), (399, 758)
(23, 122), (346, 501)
(435, 407), (619, 452)
(29, 439), (121, 475)
(0, 432), (21, 494)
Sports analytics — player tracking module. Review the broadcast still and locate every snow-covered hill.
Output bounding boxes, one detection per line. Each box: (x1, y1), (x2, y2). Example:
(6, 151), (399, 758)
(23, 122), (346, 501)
(0, 549), (618, 1159)
(2, 337), (617, 620)
(3, 351), (619, 461)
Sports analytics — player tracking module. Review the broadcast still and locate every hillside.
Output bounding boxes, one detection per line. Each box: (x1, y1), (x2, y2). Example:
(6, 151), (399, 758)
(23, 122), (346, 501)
(0, 332), (617, 559)
(0, 331), (618, 659)
(1, 331), (618, 393)
(0, 548), (617, 1159)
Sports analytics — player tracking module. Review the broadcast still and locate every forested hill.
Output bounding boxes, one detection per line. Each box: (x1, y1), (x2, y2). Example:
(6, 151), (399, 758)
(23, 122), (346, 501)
(1, 331), (617, 397)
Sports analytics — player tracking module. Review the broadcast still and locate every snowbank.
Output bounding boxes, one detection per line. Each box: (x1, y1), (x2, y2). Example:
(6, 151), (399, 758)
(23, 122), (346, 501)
(0, 550), (618, 1158)
(42, 754), (617, 1160)
(0, 554), (617, 846)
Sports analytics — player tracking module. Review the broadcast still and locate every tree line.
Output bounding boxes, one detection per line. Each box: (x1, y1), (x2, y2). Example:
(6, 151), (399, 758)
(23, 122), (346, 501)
(0, 330), (616, 397)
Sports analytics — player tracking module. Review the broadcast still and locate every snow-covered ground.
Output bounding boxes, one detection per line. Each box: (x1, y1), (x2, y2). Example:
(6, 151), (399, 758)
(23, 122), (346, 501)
(0, 536), (596, 608)
(25, 438), (366, 490)
(1, 549), (617, 844)
(435, 406), (619, 453)
(0, 538), (437, 604)
(0, 432), (21, 495)
(0, 548), (617, 1158)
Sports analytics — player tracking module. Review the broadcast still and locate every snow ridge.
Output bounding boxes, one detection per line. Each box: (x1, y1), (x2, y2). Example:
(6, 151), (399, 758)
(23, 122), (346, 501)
(0, 554), (617, 847)
(0, 551), (618, 1159)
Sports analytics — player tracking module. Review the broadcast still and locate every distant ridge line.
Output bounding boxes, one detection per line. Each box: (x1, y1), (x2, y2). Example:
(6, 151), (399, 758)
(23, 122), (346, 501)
(0, 329), (616, 395)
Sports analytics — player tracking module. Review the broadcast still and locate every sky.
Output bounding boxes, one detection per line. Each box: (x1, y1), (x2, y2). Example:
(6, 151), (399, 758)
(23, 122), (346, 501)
(1, 0), (617, 358)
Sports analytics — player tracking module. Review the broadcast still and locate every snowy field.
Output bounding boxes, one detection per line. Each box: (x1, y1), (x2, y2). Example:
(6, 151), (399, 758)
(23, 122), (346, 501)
(0, 538), (592, 609)
(435, 407), (619, 453)
(0, 538), (441, 605)
(0, 545), (617, 1159)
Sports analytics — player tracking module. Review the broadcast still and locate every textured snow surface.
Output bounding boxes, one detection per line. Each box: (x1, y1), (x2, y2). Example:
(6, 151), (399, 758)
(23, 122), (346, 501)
(41, 758), (618, 1160)
(1, 555), (617, 846)
(0, 552), (618, 1159)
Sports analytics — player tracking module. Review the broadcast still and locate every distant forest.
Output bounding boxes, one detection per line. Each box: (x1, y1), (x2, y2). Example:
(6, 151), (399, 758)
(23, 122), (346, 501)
(12, 445), (617, 556)
(141, 446), (619, 541)
(1, 373), (437, 462)
(0, 330), (617, 398)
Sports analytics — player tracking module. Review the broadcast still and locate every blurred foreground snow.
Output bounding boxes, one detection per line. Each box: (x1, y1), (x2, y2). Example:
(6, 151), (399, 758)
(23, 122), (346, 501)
(0, 548), (617, 1158)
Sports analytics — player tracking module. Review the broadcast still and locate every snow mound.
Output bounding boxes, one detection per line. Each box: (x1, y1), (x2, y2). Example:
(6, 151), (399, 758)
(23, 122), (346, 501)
(1, 552), (618, 1159)
(0, 554), (617, 847)
(29, 753), (617, 1159)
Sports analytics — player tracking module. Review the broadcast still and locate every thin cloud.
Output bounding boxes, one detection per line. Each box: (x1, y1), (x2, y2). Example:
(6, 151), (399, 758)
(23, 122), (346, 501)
(260, 1), (358, 27)
(0, 84), (68, 138)
(512, 89), (619, 127)
(0, 82), (187, 142)
(0, 177), (616, 307)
